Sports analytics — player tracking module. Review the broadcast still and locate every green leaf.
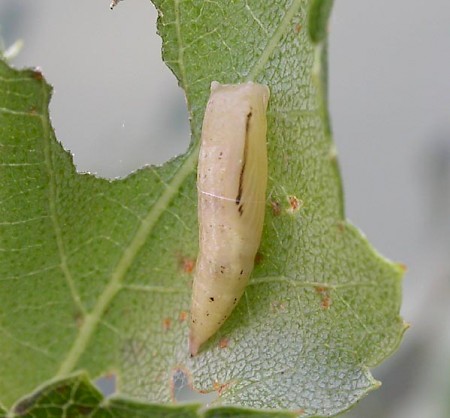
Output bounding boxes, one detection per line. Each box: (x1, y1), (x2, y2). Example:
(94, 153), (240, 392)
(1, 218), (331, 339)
(6, 373), (298, 418)
(10, 373), (202, 418)
(308, 0), (334, 43)
(0, 0), (405, 417)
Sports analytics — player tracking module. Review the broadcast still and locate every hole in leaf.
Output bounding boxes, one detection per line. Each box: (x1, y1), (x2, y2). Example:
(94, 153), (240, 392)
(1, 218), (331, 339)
(171, 368), (218, 404)
(95, 373), (117, 398)
(11, 1), (190, 179)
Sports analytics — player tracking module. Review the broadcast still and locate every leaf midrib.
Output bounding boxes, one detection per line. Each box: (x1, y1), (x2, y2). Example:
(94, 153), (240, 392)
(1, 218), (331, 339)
(55, 146), (199, 377)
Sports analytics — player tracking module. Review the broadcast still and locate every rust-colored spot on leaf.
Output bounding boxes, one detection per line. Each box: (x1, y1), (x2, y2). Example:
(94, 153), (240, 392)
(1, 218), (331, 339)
(31, 69), (43, 81)
(271, 200), (281, 216)
(254, 251), (264, 265)
(294, 23), (302, 33)
(180, 256), (195, 274)
(321, 295), (331, 309)
(315, 286), (332, 309)
(287, 195), (302, 213)
(163, 318), (172, 331)
(179, 311), (188, 322)
(212, 380), (231, 396)
(219, 337), (229, 349)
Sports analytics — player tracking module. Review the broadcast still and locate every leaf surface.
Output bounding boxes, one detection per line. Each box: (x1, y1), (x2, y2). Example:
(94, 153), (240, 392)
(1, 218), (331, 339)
(0, 0), (405, 416)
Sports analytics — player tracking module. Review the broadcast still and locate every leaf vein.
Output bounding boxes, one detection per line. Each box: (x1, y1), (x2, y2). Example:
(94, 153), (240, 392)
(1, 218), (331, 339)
(39, 85), (85, 316)
(246, 0), (303, 80)
(55, 148), (198, 377)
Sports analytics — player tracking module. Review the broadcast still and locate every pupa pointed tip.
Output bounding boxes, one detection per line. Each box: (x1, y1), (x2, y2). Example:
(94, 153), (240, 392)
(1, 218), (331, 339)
(189, 338), (200, 357)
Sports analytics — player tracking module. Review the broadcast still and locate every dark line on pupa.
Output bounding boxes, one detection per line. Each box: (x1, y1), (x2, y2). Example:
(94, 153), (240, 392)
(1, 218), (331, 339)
(235, 109), (252, 215)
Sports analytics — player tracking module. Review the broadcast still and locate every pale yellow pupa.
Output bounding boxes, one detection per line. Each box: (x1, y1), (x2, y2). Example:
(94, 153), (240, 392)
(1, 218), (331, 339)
(189, 81), (270, 356)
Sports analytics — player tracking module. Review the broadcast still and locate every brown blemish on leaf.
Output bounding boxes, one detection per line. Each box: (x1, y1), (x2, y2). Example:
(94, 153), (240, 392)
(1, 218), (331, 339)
(74, 311), (84, 328)
(254, 251), (264, 265)
(31, 69), (43, 81)
(287, 195), (302, 213)
(293, 408), (306, 416)
(212, 380), (232, 396)
(163, 318), (172, 331)
(315, 286), (332, 310)
(219, 337), (229, 349)
(294, 23), (302, 33)
(321, 295), (331, 309)
(179, 256), (195, 274)
(179, 311), (188, 322)
(271, 199), (282, 216)
(337, 221), (345, 232)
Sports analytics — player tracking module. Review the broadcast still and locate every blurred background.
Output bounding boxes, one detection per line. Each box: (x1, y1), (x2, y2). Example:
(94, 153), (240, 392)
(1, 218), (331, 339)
(1, 1), (449, 416)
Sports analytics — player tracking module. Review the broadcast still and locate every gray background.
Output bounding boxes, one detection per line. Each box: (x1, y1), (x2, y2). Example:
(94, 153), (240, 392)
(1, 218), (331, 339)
(1, 1), (449, 416)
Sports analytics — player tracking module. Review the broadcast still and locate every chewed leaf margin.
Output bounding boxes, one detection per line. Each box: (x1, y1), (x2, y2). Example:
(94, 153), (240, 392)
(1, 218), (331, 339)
(7, 373), (300, 418)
